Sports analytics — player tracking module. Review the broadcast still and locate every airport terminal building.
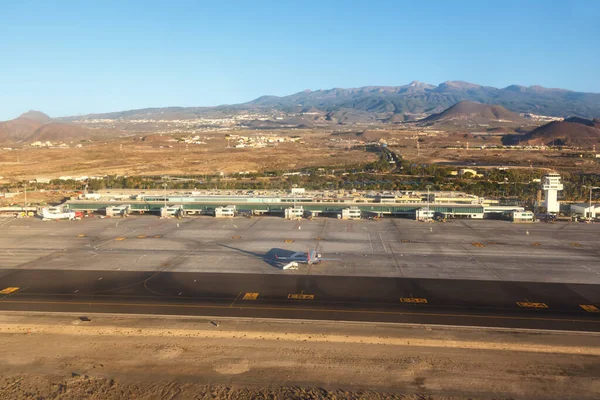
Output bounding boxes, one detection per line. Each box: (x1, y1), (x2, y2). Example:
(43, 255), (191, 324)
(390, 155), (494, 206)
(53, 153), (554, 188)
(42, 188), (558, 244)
(63, 189), (530, 221)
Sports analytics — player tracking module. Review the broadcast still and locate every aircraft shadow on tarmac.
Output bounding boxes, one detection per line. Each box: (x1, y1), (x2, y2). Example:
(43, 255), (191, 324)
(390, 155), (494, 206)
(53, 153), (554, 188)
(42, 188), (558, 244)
(218, 244), (296, 269)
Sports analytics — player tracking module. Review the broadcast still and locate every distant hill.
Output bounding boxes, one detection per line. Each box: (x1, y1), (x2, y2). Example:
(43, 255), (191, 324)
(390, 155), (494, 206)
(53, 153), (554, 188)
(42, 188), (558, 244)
(0, 116), (44, 142)
(18, 110), (52, 123)
(417, 101), (529, 129)
(25, 122), (94, 142)
(504, 117), (600, 146)
(61, 80), (600, 121)
(0, 111), (96, 143)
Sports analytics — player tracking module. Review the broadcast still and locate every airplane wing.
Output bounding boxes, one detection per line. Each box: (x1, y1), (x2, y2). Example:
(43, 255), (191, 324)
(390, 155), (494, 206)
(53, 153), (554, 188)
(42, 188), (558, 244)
(282, 262), (299, 270)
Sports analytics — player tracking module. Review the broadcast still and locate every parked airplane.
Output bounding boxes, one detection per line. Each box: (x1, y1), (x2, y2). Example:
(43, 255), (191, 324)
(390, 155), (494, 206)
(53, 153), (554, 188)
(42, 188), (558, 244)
(40, 207), (77, 221)
(276, 249), (340, 265)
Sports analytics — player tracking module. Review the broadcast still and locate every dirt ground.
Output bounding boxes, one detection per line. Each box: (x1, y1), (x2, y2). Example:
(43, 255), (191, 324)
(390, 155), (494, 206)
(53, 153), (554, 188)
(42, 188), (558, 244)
(0, 190), (70, 206)
(0, 132), (377, 181)
(0, 313), (598, 399)
(2, 126), (597, 183)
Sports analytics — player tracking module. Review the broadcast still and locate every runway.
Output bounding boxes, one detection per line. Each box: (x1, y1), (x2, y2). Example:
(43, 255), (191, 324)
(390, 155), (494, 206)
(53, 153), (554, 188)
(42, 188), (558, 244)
(1, 270), (599, 332)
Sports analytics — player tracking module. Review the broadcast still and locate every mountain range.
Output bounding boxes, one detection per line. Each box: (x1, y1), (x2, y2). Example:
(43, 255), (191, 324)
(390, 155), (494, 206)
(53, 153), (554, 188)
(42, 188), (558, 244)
(61, 81), (600, 121)
(246, 81), (600, 119)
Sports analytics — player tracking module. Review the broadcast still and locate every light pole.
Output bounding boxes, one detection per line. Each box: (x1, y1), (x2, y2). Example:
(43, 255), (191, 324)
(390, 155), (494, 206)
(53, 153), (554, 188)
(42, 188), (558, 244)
(584, 186), (600, 220)
(426, 184), (432, 221)
(23, 184), (27, 217)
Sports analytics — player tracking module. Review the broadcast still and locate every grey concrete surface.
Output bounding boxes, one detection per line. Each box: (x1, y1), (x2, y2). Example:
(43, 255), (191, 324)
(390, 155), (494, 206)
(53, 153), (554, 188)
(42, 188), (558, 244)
(0, 215), (599, 283)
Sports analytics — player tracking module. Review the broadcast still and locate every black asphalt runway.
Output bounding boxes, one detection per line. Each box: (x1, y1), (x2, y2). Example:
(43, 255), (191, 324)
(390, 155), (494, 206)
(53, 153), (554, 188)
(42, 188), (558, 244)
(0, 269), (599, 332)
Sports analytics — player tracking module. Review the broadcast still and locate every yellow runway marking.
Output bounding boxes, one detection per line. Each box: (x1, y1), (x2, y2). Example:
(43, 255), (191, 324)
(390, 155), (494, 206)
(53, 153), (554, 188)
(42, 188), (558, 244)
(137, 235), (147, 239)
(77, 234), (86, 237)
(517, 302), (548, 309)
(400, 297), (428, 304)
(243, 292), (259, 300)
(0, 287), (20, 295)
(401, 239), (410, 243)
(570, 243), (582, 247)
(114, 237), (126, 241)
(283, 239), (294, 244)
(471, 242), (485, 248)
(0, 299), (599, 325)
(231, 235), (241, 240)
(580, 305), (600, 313)
(153, 235), (162, 238)
(288, 294), (314, 300)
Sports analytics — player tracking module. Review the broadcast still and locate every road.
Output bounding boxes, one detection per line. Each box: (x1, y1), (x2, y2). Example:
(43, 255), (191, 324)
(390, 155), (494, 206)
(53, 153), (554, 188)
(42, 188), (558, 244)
(1, 269), (599, 331)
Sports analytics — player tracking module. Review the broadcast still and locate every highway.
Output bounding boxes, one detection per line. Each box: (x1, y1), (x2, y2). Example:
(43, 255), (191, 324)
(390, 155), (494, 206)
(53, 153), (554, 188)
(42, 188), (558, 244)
(1, 270), (599, 332)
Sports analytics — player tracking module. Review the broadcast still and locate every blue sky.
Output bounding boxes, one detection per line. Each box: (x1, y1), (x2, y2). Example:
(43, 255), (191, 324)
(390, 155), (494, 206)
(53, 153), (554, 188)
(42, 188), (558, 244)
(0, 0), (599, 119)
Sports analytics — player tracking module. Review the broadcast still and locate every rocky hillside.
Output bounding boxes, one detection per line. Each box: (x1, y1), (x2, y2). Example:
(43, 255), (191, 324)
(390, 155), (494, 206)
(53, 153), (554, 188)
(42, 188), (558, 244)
(0, 111), (95, 143)
(504, 117), (600, 146)
(417, 101), (530, 130)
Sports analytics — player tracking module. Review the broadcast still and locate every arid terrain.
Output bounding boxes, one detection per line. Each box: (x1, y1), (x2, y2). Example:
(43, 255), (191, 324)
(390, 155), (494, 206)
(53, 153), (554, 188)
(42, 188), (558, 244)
(0, 131), (377, 181)
(1, 313), (598, 399)
(2, 126), (600, 184)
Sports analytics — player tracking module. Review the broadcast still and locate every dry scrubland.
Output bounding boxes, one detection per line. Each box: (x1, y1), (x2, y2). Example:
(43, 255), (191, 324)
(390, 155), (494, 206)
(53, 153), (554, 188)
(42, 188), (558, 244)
(1, 128), (598, 183)
(0, 191), (68, 207)
(0, 132), (377, 181)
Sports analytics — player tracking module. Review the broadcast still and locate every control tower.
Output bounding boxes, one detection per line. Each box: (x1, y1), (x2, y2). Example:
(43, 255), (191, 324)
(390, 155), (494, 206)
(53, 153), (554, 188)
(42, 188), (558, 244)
(542, 173), (563, 214)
